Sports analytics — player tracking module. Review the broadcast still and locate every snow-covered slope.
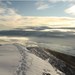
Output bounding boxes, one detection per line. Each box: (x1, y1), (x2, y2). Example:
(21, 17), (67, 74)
(0, 43), (74, 75)
(0, 44), (21, 75)
(15, 44), (65, 75)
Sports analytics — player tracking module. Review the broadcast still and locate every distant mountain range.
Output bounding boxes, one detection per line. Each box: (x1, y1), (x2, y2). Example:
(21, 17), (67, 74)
(0, 29), (75, 38)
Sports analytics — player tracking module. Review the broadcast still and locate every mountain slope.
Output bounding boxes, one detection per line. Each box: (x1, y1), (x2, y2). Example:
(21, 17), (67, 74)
(15, 43), (65, 75)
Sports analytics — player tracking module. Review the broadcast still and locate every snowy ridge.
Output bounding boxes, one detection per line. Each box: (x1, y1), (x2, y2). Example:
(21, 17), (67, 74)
(0, 43), (74, 75)
(14, 43), (65, 75)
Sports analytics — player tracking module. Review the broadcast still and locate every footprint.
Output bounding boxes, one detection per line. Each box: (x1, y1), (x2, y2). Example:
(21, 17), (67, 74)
(42, 72), (51, 75)
(43, 69), (51, 75)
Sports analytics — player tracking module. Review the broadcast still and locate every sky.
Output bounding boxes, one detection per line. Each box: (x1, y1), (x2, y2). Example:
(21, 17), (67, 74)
(0, 0), (75, 30)
(7, 1), (69, 16)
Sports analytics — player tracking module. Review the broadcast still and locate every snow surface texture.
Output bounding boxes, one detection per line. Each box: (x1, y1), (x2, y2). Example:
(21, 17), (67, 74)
(14, 43), (65, 75)
(0, 43), (65, 75)
(26, 45), (75, 75)
(0, 44), (21, 75)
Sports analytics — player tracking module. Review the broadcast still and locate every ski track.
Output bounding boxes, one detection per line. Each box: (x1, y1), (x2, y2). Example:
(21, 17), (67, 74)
(14, 44), (28, 75)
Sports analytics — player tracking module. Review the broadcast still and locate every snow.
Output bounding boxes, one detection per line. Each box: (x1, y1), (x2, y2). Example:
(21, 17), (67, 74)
(0, 44), (21, 75)
(25, 52), (64, 75)
(15, 43), (65, 75)
(0, 43), (65, 75)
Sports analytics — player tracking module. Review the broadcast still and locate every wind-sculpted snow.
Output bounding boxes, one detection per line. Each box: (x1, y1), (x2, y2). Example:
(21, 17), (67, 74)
(26, 46), (75, 75)
(14, 43), (65, 75)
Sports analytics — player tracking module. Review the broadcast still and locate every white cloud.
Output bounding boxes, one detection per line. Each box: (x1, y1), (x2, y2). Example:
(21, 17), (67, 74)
(35, 1), (49, 10)
(35, 0), (75, 10)
(0, 8), (5, 14)
(0, 2), (23, 28)
(49, 0), (75, 3)
(65, 5), (75, 16)
(0, 0), (75, 29)
(17, 16), (75, 28)
(7, 1), (12, 5)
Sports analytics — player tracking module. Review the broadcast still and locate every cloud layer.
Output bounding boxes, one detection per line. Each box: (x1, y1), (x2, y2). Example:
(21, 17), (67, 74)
(35, 0), (75, 16)
(35, 1), (49, 10)
(0, 0), (75, 30)
(65, 5), (75, 16)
